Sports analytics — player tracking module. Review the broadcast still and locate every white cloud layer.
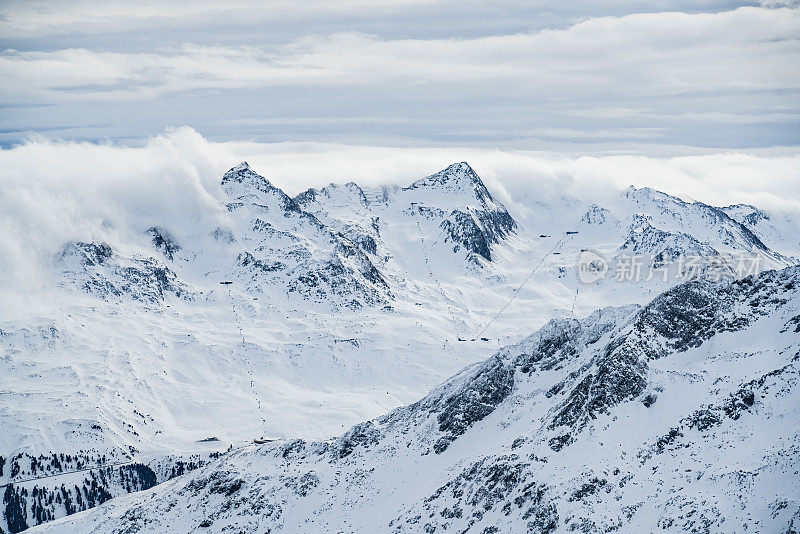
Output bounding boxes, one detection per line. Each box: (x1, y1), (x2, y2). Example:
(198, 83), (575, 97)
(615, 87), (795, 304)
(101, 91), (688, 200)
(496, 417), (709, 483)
(0, 0), (451, 36)
(0, 1), (767, 37)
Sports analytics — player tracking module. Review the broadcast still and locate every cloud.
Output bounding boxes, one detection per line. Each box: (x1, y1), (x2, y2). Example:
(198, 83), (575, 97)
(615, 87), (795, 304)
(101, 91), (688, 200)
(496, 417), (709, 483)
(2, 7), (798, 105)
(0, 127), (233, 292)
(0, 0), (439, 37)
(218, 136), (800, 216)
(0, 1), (757, 38)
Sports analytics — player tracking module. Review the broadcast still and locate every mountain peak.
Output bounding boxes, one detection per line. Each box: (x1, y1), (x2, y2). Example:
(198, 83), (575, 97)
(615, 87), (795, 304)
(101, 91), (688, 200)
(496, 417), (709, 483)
(220, 161), (291, 203)
(405, 162), (495, 206)
(623, 185), (684, 205)
(221, 161), (267, 185)
(409, 162), (480, 188)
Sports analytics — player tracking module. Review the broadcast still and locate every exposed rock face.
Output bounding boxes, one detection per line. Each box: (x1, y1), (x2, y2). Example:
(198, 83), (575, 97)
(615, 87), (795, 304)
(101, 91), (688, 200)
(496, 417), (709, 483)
(439, 208), (516, 261)
(637, 265), (796, 352)
(580, 204), (615, 226)
(221, 162), (390, 307)
(617, 214), (719, 266)
(433, 355), (515, 454)
(42, 266), (800, 534)
(404, 163), (517, 262)
(57, 241), (189, 302)
(146, 227), (180, 261)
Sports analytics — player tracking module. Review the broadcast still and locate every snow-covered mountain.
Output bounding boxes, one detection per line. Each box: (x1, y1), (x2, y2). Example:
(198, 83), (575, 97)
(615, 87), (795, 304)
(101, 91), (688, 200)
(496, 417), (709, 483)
(721, 202), (800, 258)
(295, 162), (516, 264)
(2, 161), (798, 532)
(35, 265), (800, 533)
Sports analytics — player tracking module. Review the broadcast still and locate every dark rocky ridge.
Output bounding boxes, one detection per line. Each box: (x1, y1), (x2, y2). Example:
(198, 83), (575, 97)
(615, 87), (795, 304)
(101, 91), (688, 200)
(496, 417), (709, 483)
(344, 266), (799, 457)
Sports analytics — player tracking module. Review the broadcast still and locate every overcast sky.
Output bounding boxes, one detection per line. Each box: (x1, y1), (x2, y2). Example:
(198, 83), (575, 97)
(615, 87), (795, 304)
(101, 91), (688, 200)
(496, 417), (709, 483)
(1, 0), (798, 152)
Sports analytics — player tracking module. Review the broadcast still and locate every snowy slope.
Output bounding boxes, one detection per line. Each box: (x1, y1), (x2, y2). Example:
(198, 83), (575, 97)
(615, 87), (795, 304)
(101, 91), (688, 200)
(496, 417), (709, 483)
(722, 203), (800, 260)
(2, 161), (798, 532)
(36, 266), (800, 533)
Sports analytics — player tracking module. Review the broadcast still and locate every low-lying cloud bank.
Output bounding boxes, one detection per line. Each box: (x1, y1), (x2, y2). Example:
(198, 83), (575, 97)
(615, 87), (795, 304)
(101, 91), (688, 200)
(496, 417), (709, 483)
(1, 126), (798, 303)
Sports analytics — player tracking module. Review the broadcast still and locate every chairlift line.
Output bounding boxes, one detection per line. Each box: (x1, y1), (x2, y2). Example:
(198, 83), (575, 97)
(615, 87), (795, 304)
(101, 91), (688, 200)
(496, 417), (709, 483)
(415, 218), (458, 322)
(571, 286), (579, 316)
(475, 230), (577, 338)
(224, 283), (268, 437)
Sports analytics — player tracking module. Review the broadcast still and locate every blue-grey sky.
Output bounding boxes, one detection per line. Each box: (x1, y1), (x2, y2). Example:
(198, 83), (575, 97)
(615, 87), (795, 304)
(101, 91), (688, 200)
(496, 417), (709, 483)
(1, 0), (798, 152)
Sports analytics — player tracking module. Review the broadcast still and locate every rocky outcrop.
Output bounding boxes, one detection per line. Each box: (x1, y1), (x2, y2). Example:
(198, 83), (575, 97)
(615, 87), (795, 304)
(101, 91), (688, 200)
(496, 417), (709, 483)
(57, 242), (190, 302)
(406, 163), (517, 262)
(221, 162), (390, 306)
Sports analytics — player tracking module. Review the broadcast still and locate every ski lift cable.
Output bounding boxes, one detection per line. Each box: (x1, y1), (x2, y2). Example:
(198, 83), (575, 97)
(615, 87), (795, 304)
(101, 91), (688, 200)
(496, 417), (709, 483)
(475, 231), (574, 338)
(0, 460), (136, 489)
(571, 285), (580, 316)
(225, 282), (268, 437)
(415, 218), (458, 323)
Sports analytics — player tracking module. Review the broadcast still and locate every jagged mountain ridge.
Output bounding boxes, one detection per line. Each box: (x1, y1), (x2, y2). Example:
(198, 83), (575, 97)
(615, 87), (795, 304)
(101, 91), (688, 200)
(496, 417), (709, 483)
(219, 162), (390, 307)
(294, 161), (517, 265)
(57, 241), (191, 303)
(578, 186), (793, 268)
(622, 186), (781, 260)
(38, 266), (800, 533)
(721, 202), (800, 258)
(54, 162), (794, 314)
